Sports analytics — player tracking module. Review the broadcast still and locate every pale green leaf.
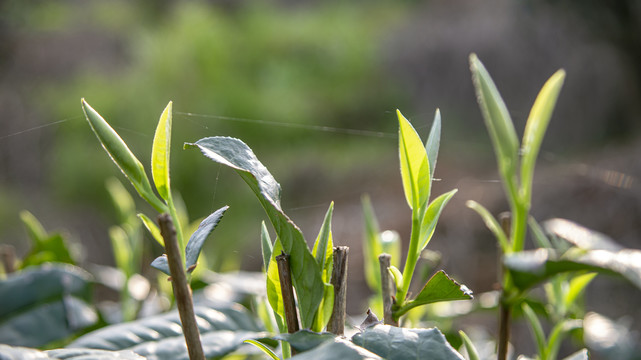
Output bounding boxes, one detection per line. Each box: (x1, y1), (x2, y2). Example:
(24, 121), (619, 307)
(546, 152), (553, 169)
(261, 222), (273, 272)
(466, 200), (510, 253)
(109, 226), (132, 276)
(520, 70), (565, 196)
(151, 102), (172, 201)
(522, 302), (546, 358)
(244, 339), (280, 360)
(397, 110), (430, 210)
(395, 270), (473, 318)
(418, 189), (457, 252)
(81, 99), (166, 213)
(312, 202), (334, 280)
(458, 330), (480, 360)
(266, 238), (285, 320)
(137, 213), (163, 246)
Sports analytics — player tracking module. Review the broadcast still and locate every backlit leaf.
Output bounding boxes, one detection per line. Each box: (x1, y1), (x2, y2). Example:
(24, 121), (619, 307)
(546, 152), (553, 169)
(397, 110), (430, 210)
(151, 102), (173, 201)
(418, 189), (457, 252)
(395, 270), (473, 318)
(184, 205), (229, 271)
(425, 109), (441, 181)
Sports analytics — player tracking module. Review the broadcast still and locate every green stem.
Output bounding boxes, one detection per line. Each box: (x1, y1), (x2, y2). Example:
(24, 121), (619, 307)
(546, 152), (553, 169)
(399, 212), (421, 305)
(166, 194), (185, 264)
(511, 201), (528, 252)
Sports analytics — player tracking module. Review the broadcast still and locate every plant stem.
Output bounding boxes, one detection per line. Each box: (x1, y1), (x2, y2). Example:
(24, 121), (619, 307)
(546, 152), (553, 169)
(276, 252), (300, 334)
(379, 253), (398, 326)
(327, 246), (349, 335)
(0, 245), (16, 274)
(399, 213), (421, 304)
(157, 214), (205, 360)
(497, 213), (512, 360)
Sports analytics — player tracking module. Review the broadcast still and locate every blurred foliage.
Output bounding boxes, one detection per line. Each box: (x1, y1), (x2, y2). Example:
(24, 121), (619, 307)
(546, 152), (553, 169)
(5, 0), (411, 270)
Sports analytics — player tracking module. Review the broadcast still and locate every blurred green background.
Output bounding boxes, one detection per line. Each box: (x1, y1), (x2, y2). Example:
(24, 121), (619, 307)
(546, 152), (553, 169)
(1, 0), (641, 341)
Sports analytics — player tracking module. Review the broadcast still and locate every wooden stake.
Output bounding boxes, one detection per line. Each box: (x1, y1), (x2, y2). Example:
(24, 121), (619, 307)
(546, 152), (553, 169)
(379, 253), (398, 326)
(276, 252), (300, 334)
(327, 246), (348, 335)
(158, 214), (205, 360)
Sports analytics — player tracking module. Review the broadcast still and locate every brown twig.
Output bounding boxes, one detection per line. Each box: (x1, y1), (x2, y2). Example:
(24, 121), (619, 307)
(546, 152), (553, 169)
(0, 245), (16, 274)
(497, 212), (512, 360)
(276, 251), (300, 334)
(327, 246), (349, 335)
(157, 214), (205, 360)
(379, 253), (398, 326)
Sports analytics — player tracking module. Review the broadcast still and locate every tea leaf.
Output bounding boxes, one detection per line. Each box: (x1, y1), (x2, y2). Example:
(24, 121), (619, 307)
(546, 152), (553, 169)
(0, 345), (146, 359)
(137, 213), (163, 246)
(425, 109), (441, 181)
(522, 302), (546, 357)
(81, 99), (166, 213)
(397, 110), (430, 210)
(395, 270), (473, 318)
(69, 304), (266, 359)
(466, 200), (510, 253)
(289, 337), (382, 360)
(351, 324), (465, 360)
(109, 226), (132, 276)
(312, 202), (334, 279)
(266, 238), (285, 320)
(184, 205), (229, 271)
(504, 247), (641, 291)
(243, 339), (280, 360)
(362, 195), (382, 291)
(186, 137), (323, 329)
(458, 330), (480, 360)
(151, 102), (173, 201)
(274, 330), (336, 353)
(0, 264), (96, 347)
(418, 189), (457, 252)
(469, 54), (519, 179)
(520, 70), (565, 196)
(260, 222), (273, 272)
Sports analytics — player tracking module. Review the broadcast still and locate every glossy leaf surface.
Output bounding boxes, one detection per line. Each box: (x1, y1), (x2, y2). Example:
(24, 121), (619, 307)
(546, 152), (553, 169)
(69, 304), (265, 360)
(0, 264), (96, 347)
(418, 189), (457, 252)
(186, 136), (323, 329)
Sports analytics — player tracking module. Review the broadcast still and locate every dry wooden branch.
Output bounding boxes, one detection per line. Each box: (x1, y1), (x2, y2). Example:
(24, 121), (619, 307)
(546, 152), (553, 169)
(327, 246), (349, 335)
(158, 213), (205, 360)
(276, 251), (300, 334)
(379, 253), (398, 326)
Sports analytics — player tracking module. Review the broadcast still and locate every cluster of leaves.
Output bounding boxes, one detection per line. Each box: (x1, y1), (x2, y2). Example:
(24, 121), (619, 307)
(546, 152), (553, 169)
(2, 53), (641, 360)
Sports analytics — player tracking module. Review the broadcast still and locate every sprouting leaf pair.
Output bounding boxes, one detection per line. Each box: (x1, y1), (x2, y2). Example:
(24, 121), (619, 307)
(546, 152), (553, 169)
(81, 100), (226, 277)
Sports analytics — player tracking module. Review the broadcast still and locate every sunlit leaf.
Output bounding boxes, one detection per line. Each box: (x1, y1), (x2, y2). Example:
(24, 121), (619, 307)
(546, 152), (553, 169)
(520, 70), (565, 195)
(466, 200), (510, 253)
(395, 271), (473, 318)
(418, 189), (457, 252)
(243, 339), (280, 360)
(151, 102), (173, 201)
(397, 110), (430, 210)
(261, 222), (273, 272)
(312, 202), (334, 280)
(266, 238), (285, 320)
(138, 213), (164, 246)
(186, 137), (323, 329)
(290, 337), (382, 360)
(81, 99), (166, 213)
(351, 325), (464, 360)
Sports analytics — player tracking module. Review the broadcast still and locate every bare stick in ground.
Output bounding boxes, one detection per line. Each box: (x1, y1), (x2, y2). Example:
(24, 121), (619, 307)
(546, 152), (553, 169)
(327, 246), (349, 335)
(276, 251), (300, 334)
(497, 212), (512, 360)
(158, 213), (205, 360)
(379, 253), (398, 326)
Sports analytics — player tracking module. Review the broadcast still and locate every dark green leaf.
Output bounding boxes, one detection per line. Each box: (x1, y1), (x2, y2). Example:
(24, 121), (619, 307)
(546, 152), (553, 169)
(504, 248), (641, 291)
(395, 270), (473, 318)
(20, 211), (76, 267)
(185, 137), (323, 329)
(0, 264), (95, 347)
(69, 304), (266, 360)
(290, 338), (382, 360)
(150, 255), (169, 276)
(0, 345), (146, 360)
(351, 325), (464, 360)
(184, 206), (229, 271)
(274, 330), (336, 352)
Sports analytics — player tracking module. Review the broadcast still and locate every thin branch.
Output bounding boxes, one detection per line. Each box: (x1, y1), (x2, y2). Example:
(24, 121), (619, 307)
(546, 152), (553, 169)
(497, 212), (511, 360)
(327, 246), (349, 335)
(379, 253), (398, 326)
(158, 214), (205, 360)
(276, 252), (300, 334)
